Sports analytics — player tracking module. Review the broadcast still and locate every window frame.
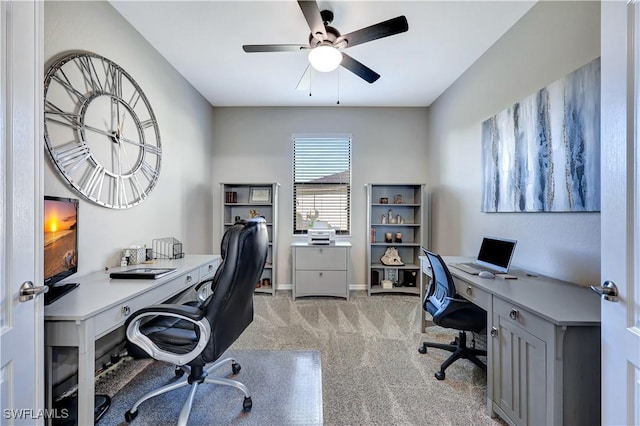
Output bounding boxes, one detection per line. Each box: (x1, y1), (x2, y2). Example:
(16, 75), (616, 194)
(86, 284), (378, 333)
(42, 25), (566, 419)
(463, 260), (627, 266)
(292, 134), (352, 236)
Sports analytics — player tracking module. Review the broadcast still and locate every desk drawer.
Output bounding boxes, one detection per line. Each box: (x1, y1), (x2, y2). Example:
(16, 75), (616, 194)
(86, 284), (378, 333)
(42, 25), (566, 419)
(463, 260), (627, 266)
(295, 271), (347, 295)
(93, 272), (199, 337)
(493, 297), (549, 339)
(295, 246), (347, 270)
(199, 260), (219, 281)
(456, 282), (491, 311)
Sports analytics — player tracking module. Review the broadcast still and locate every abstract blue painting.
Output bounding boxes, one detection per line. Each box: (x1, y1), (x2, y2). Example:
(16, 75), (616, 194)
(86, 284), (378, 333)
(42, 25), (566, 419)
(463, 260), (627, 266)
(481, 57), (600, 212)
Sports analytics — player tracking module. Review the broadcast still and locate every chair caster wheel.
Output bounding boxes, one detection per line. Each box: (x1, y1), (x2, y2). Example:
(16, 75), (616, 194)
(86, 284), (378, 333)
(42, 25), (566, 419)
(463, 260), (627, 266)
(435, 371), (445, 381)
(125, 409), (138, 422)
(418, 345), (427, 354)
(175, 367), (185, 377)
(243, 396), (252, 411)
(232, 362), (241, 375)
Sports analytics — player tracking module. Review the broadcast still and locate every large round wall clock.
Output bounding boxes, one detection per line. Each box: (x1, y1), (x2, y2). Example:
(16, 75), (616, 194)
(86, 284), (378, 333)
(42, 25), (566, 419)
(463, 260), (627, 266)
(44, 51), (161, 209)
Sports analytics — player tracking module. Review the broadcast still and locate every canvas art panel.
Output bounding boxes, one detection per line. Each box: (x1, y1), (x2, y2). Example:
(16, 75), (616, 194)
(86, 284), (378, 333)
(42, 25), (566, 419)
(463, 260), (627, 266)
(481, 57), (600, 212)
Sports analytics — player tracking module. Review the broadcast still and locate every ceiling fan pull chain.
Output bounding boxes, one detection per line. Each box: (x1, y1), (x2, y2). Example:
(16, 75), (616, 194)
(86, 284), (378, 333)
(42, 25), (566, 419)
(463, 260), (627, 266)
(336, 68), (340, 105)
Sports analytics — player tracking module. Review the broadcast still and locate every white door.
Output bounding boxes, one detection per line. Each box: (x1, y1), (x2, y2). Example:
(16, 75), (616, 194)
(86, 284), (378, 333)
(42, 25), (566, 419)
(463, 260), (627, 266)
(600, 2), (640, 425)
(0, 1), (45, 424)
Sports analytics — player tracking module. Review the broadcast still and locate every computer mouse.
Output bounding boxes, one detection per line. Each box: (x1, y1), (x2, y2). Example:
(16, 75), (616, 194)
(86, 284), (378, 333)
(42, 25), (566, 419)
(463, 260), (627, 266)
(478, 271), (495, 279)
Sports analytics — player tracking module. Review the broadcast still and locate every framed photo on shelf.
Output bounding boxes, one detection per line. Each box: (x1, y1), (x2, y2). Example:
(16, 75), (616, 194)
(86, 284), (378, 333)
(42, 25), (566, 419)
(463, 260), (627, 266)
(249, 187), (271, 203)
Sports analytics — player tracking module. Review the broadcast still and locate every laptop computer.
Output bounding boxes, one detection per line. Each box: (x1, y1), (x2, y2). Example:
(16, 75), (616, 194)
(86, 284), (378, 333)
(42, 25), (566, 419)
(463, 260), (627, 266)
(449, 237), (517, 275)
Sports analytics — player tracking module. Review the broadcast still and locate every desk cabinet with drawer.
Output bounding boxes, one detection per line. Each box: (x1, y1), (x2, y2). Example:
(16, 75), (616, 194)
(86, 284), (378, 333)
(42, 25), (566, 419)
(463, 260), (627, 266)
(44, 255), (221, 426)
(490, 297), (600, 426)
(419, 255), (601, 426)
(291, 241), (351, 299)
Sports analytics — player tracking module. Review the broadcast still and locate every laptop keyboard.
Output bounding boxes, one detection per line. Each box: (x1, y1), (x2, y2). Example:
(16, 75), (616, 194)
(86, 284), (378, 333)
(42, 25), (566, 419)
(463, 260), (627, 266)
(450, 263), (494, 275)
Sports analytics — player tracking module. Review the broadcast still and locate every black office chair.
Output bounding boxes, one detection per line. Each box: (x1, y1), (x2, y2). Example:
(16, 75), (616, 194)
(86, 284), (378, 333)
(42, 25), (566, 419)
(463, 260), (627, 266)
(418, 250), (487, 380)
(123, 218), (268, 425)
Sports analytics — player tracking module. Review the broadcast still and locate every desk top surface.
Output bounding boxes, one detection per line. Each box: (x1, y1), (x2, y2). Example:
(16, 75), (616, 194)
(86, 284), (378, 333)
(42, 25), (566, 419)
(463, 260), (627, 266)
(422, 256), (601, 326)
(44, 254), (220, 321)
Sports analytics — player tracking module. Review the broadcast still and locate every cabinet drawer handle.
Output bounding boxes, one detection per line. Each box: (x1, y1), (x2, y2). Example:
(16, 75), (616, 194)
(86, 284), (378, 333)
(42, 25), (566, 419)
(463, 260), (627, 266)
(490, 327), (498, 337)
(208, 264), (214, 271)
(509, 309), (520, 320)
(122, 305), (131, 316)
(186, 275), (193, 283)
(465, 286), (473, 296)
(319, 272), (323, 277)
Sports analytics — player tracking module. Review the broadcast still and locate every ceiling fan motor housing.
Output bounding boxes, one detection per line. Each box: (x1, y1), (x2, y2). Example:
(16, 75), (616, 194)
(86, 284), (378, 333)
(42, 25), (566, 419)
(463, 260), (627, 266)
(309, 25), (341, 48)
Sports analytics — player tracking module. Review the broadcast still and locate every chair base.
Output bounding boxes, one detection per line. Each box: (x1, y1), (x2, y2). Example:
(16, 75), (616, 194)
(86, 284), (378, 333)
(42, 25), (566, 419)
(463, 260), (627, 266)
(124, 357), (251, 426)
(418, 330), (487, 380)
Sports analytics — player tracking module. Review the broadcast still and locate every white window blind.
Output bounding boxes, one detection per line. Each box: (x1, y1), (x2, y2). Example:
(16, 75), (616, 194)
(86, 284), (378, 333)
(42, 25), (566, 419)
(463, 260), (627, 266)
(293, 136), (351, 234)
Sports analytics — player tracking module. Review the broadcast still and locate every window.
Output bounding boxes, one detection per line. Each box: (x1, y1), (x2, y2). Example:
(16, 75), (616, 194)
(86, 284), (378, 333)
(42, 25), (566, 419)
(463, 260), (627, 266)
(293, 136), (351, 234)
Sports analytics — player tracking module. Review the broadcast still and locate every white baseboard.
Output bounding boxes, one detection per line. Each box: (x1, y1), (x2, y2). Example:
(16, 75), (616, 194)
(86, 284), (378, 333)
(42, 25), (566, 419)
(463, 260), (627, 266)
(274, 284), (367, 291)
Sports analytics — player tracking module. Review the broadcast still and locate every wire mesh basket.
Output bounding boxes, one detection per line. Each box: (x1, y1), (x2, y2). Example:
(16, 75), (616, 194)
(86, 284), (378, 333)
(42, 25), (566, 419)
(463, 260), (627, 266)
(152, 237), (184, 260)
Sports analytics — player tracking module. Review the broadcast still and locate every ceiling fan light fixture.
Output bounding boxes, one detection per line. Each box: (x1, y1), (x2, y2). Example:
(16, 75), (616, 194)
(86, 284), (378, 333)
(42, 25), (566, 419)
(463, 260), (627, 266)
(308, 44), (342, 72)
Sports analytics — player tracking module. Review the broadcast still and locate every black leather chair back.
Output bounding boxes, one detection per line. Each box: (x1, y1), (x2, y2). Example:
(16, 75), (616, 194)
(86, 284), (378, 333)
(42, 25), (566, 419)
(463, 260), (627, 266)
(198, 218), (268, 364)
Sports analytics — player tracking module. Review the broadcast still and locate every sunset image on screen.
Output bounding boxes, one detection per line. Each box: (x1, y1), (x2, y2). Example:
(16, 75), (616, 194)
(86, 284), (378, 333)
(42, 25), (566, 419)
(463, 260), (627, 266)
(44, 199), (77, 279)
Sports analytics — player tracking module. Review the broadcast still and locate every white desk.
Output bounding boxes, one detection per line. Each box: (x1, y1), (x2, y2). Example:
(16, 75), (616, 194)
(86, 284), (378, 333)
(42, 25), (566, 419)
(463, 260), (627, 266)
(419, 256), (601, 426)
(44, 254), (221, 426)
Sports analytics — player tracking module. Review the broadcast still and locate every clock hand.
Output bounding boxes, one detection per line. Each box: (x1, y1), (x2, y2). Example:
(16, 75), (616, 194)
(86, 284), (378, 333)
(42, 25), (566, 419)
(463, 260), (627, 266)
(119, 136), (161, 155)
(83, 123), (116, 139)
(117, 113), (125, 138)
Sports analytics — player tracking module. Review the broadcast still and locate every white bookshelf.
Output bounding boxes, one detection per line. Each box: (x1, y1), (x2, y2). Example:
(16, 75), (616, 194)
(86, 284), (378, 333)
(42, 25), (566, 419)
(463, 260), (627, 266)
(366, 183), (429, 296)
(221, 183), (279, 296)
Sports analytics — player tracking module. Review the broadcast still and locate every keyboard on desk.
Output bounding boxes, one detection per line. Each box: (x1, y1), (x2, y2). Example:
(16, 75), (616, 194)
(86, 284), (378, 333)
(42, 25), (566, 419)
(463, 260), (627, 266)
(449, 262), (494, 275)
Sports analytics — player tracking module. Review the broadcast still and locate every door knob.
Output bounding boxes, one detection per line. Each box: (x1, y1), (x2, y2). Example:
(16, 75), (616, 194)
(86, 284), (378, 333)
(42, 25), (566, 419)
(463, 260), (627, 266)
(19, 281), (48, 302)
(590, 280), (619, 302)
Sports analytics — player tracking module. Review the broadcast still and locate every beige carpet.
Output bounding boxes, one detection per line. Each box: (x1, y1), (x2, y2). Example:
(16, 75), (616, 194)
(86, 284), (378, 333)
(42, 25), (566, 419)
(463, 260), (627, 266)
(97, 350), (322, 426)
(232, 290), (500, 426)
(99, 290), (504, 426)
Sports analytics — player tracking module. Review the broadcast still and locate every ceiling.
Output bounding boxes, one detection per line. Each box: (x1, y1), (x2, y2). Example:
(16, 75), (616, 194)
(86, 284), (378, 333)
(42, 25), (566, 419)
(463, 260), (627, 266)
(110, 1), (535, 107)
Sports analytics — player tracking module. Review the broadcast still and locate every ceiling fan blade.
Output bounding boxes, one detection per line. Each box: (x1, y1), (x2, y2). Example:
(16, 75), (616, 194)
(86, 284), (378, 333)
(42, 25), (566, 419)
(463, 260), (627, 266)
(243, 44), (308, 53)
(296, 64), (311, 91)
(297, 0), (326, 41)
(338, 16), (408, 49)
(340, 53), (380, 84)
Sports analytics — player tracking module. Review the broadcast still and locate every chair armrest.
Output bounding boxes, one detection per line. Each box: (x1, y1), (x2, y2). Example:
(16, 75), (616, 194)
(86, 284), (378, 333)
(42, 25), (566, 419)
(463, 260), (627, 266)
(125, 304), (210, 366)
(194, 277), (214, 293)
(193, 277), (215, 304)
(125, 303), (204, 325)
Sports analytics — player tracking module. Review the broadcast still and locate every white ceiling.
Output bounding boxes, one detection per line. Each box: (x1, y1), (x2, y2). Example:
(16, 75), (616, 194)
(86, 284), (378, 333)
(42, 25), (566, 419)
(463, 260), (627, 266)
(110, 1), (535, 107)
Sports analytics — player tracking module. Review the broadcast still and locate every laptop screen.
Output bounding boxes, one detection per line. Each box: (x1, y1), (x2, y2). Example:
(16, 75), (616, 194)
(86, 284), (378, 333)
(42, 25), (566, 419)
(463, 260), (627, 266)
(476, 237), (517, 273)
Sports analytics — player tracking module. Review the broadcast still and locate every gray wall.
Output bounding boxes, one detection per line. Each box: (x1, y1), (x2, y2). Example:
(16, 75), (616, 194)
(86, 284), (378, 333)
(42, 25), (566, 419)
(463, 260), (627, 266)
(43, 1), (601, 289)
(427, 1), (601, 285)
(44, 1), (216, 386)
(44, 1), (216, 276)
(211, 107), (429, 287)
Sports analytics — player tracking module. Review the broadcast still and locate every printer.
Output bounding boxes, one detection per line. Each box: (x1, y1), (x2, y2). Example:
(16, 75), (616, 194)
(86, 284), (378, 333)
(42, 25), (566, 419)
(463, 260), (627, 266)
(308, 229), (336, 245)
(307, 222), (336, 245)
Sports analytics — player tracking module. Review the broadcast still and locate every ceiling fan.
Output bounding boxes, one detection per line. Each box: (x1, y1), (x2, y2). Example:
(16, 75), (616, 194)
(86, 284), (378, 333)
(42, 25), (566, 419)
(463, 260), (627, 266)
(242, 0), (409, 84)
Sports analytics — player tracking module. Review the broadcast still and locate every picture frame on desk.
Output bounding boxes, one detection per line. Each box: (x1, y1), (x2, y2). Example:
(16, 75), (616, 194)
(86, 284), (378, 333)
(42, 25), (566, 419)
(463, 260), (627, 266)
(249, 187), (271, 203)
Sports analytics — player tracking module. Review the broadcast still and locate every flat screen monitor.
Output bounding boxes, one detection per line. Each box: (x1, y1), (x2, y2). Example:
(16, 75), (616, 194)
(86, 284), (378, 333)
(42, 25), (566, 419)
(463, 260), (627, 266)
(44, 196), (79, 286)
